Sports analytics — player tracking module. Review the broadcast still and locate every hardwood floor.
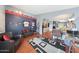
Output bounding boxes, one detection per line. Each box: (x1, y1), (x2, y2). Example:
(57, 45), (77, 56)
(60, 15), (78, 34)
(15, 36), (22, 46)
(16, 34), (37, 53)
(42, 31), (52, 40)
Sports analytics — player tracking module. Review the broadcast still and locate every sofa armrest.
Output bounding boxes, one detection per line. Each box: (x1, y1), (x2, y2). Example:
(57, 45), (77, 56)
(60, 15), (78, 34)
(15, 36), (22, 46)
(0, 41), (15, 53)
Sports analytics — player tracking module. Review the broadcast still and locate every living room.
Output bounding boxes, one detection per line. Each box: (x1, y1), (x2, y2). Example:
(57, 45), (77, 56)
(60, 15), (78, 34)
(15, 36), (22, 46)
(0, 5), (79, 53)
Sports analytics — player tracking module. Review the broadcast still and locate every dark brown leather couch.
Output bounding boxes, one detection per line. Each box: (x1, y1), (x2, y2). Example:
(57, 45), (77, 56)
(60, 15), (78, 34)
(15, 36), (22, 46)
(0, 32), (22, 53)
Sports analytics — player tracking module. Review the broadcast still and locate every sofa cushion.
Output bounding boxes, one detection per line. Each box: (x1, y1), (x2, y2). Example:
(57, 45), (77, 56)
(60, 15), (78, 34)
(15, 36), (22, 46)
(3, 34), (11, 40)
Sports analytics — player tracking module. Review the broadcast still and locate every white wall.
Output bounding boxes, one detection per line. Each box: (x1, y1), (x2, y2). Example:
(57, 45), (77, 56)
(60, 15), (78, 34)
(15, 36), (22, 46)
(0, 6), (5, 33)
(36, 16), (43, 34)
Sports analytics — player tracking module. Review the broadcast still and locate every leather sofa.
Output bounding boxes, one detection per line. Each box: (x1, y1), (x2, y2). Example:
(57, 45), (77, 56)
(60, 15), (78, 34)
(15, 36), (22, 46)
(21, 29), (34, 37)
(0, 32), (22, 53)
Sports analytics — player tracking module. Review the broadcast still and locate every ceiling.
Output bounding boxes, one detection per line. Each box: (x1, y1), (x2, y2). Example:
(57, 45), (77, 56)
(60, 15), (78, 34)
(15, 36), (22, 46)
(13, 5), (79, 15)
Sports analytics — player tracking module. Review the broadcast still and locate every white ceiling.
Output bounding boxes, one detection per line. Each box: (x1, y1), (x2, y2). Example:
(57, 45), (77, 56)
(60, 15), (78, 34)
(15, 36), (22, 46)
(13, 5), (79, 15)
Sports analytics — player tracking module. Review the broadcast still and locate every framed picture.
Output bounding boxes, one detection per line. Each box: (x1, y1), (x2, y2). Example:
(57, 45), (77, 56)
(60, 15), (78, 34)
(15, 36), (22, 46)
(23, 21), (29, 27)
(32, 22), (35, 26)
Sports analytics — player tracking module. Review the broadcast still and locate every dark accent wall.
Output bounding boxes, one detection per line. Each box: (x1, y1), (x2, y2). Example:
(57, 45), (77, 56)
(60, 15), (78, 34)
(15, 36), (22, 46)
(5, 12), (36, 35)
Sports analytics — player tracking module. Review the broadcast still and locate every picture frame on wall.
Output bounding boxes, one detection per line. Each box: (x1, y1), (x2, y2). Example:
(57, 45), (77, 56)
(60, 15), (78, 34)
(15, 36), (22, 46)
(32, 22), (35, 26)
(23, 21), (29, 27)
